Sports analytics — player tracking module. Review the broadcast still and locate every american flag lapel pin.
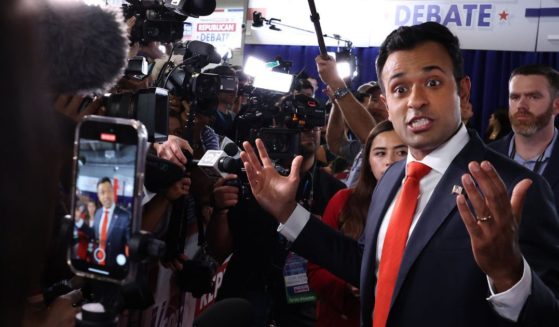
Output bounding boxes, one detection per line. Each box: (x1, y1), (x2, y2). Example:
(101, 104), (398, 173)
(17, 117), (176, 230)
(452, 185), (463, 195)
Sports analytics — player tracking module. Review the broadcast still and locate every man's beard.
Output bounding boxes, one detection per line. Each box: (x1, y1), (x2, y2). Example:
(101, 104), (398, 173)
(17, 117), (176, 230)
(510, 104), (554, 137)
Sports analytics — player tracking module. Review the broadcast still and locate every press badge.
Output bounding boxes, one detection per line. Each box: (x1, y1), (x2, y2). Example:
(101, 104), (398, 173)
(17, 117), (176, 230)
(283, 252), (316, 304)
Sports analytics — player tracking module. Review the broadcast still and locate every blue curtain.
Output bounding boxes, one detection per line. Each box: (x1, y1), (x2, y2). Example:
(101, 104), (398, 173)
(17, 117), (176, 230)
(244, 44), (559, 134)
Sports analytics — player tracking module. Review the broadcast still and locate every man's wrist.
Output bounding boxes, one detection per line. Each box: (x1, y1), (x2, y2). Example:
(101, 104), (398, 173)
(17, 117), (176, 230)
(490, 258), (524, 293)
(334, 86), (351, 100)
(277, 201), (298, 224)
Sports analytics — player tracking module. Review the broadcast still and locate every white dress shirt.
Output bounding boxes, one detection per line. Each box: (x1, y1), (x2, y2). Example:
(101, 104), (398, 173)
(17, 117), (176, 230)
(278, 124), (531, 322)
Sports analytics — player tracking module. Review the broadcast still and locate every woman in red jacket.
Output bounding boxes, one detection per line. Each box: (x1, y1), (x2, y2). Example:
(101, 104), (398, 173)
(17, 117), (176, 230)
(308, 120), (407, 327)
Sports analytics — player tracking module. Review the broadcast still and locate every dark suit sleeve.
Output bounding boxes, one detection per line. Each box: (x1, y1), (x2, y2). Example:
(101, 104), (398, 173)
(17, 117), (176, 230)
(291, 216), (363, 287)
(516, 173), (559, 326)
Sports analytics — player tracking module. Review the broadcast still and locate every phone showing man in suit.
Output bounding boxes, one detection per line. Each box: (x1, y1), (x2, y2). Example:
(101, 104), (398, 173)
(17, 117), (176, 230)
(69, 116), (147, 283)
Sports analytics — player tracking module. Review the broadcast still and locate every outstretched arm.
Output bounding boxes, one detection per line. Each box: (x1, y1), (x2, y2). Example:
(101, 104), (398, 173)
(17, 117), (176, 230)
(325, 96), (350, 156)
(240, 139), (362, 286)
(316, 56), (375, 144)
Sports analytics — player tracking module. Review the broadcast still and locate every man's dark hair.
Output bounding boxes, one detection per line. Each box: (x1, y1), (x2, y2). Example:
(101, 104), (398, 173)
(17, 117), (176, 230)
(375, 22), (464, 92)
(510, 64), (559, 97)
(294, 78), (313, 93)
(97, 177), (112, 188)
(206, 65), (236, 77)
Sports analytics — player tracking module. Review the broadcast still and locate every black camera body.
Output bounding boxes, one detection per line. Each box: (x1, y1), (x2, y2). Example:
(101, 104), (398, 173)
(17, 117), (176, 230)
(235, 92), (325, 160)
(166, 71), (237, 115)
(281, 93), (325, 130)
(103, 87), (169, 143)
(123, 0), (216, 44)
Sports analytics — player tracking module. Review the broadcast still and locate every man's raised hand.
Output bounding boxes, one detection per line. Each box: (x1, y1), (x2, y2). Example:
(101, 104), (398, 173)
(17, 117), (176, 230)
(240, 139), (302, 223)
(456, 161), (532, 292)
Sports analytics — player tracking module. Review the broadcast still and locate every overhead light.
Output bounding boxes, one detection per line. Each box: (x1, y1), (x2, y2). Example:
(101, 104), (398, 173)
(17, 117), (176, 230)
(334, 48), (357, 80)
(253, 71), (293, 93)
(244, 56), (293, 93)
(244, 56), (267, 77)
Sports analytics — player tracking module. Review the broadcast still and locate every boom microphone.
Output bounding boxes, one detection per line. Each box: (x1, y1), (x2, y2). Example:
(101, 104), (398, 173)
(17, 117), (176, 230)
(37, 2), (129, 94)
(193, 298), (254, 327)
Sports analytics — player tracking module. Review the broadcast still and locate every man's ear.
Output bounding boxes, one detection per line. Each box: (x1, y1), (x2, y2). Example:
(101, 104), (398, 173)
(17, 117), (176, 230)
(380, 93), (391, 121)
(459, 75), (471, 106)
(553, 94), (559, 116)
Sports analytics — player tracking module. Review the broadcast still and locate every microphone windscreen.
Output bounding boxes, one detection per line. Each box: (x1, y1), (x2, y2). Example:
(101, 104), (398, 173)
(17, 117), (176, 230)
(38, 2), (129, 94)
(218, 157), (242, 174)
(223, 142), (240, 157)
(193, 298), (254, 327)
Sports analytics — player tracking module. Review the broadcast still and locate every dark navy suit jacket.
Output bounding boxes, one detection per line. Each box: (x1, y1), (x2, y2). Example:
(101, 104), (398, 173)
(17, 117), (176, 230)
(489, 132), (559, 213)
(94, 206), (130, 267)
(292, 130), (559, 327)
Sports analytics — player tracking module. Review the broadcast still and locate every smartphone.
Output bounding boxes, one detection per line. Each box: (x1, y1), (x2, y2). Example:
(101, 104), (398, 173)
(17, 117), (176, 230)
(68, 115), (147, 284)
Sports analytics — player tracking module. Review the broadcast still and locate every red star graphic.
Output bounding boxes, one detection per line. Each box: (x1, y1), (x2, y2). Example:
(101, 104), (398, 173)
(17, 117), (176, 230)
(499, 10), (509, 21)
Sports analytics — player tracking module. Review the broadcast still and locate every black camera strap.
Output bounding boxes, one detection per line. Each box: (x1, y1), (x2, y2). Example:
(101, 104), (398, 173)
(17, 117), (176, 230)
(195, 203), (207, 248)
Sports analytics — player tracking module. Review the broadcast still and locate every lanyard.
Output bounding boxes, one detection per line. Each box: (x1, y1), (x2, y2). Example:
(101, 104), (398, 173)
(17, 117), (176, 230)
(509, 138), (553, 174)
(298, 165), (316, 210)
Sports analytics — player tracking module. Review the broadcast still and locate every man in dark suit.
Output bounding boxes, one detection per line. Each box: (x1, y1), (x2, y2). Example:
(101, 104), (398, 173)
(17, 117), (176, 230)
(93, 177), (130, 268)
(489, 65), (559, 211)
(238, 22), (559, 327)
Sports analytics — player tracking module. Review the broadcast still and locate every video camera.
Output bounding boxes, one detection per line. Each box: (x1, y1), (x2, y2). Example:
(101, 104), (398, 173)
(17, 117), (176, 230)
(123, 0), (216, 44)
(236, 93), (325, 160)
(100, 56), (168, 143)
(158, 41), (236, 118)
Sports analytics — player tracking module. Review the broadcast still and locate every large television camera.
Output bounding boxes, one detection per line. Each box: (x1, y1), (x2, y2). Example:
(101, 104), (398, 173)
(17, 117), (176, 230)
(158, 41), (236, 117)
(123, 0), (216, 43)
(236, 92), (325, 160)
(101, 56), (169, 143)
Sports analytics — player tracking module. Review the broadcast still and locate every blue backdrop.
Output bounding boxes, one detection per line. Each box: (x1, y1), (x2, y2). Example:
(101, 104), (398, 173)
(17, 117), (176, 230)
(244, 44), (559, 134)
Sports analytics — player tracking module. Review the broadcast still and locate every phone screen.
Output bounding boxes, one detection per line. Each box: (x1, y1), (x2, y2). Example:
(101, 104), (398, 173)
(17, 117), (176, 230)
(70, 119), (141, 282)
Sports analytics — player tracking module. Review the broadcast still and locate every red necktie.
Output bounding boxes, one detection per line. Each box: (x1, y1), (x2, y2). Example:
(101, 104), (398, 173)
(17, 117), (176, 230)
(98, 210), (109, 266)
(373, 162), (431, 327)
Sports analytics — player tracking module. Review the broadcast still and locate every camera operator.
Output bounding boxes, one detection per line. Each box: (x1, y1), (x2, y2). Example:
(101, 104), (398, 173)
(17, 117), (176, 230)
(293, 78), (316, 98)
(207, 100), (346, 326)
(205, 65), (239, 139)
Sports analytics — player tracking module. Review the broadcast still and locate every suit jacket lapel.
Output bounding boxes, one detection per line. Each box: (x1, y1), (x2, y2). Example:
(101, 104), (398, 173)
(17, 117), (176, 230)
(542, 137), (559, 189)
(107, 208), (119, 239)
(361, 160), (405, 309)
(390, 131), (487, 307)
(94, 209), (102, 239)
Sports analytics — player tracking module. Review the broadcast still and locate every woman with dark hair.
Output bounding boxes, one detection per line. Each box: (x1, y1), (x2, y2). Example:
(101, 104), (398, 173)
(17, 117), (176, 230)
(308, 120), (407, 327)
(484, 107), (512, 143)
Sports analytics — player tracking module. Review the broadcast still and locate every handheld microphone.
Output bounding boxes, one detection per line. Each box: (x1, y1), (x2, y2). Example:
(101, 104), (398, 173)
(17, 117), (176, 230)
(197, 150), (228, 179)
(193, 298), (254, 327)
(198, 150), (243, 179)
(37, 2), (129, 94)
